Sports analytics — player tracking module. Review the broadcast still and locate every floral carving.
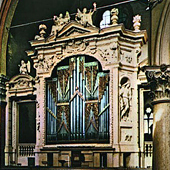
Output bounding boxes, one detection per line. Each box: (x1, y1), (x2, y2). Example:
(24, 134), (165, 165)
(99, 43), (118, 64)
(63, 40), (89, 54)
(35, 55), (54, 73)
(99, 74), (109, 102)
(85, 103), (98, 131)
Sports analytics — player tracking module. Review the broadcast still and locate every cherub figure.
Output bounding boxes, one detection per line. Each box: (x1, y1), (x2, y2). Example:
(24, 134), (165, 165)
(75, 3), (96, 27)
(19, 60), (31, 74)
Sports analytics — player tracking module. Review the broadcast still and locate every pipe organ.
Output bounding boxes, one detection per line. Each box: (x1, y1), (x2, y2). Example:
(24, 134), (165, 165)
(46, 56), (109, 143)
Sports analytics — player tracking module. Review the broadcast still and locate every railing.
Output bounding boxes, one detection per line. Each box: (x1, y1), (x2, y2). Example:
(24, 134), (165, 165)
(18, 143), (35, 156)
(144, 141), (153, 157)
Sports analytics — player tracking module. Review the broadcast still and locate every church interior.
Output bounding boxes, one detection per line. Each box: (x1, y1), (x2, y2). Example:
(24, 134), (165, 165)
(0, 0), (170, 169)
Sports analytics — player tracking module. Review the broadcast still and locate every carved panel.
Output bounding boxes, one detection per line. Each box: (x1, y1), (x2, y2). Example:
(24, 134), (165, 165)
(120, 49), (132, 64)
(120, 128), (133, 142)
(8, 74), (35, 93)
(62, 40), (89, 54)
(99, 42), (118, 64)
(119, 77), (132, 121)
(34, 55), (54, 73)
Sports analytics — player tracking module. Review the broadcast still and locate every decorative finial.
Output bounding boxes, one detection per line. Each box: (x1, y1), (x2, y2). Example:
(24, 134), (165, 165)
(19, 60), (31, 74)
(133, 15), (141, 32)
(93, 2), (97, 11)
(39, 24), (47, 38)
(111, 8), (119, 26)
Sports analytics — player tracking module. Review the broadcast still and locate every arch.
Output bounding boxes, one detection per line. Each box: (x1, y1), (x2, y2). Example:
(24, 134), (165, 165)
(0, 0), (19, 75)
(49, 53), (109, 78)
(155, 1), (170, 65)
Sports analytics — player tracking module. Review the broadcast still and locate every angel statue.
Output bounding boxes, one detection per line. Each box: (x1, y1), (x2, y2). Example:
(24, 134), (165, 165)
(75, 3), (96, 27)
(120, 79), (132, 120)
(19, 60), (31, 74)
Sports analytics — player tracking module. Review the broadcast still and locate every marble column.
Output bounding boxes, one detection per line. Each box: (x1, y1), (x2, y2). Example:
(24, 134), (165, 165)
(0, 75), (8, 168)
(144, 65), (170, 170)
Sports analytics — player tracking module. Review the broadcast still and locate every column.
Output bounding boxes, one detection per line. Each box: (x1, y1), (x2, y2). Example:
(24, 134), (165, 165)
(145, 64), (170, 170)
(0, 75), (8, 168)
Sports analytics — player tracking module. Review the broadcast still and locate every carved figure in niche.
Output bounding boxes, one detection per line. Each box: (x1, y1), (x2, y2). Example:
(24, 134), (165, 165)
(19, 60), (31, 74)
(111, 8), (119, 25)
(75, 3), (96, 27)
(51, 11), (70, 35)
(133, 14), (141, 32)
(120, 77), (132, 120)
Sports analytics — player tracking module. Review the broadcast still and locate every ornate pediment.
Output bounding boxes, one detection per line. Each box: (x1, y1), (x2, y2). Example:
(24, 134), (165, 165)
(6, 74), (35, 96)
(47, 21), (99, 42)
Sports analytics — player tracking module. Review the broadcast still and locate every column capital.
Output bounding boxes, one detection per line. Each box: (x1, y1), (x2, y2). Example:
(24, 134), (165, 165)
(143, 64), (170, 102)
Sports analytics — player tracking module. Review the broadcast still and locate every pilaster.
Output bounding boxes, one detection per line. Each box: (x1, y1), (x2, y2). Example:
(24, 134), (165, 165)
(0, 74), (8, 168)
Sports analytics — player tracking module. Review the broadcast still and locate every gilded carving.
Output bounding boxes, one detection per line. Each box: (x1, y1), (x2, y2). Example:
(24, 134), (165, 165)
(86, 65), (98, 93)
(57, 68), (69, 96)
(85, 103), (98, 131)
(57, 105), (70, 132)
(99, 74), (109, 102)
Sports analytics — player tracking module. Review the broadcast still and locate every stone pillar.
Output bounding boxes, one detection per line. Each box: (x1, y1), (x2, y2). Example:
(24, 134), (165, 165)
(145, 65), (170, 170)
(0, 75), (8, 168)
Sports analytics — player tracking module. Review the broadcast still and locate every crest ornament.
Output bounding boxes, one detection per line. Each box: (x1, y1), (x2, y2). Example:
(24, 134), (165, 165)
(133, 15), (141, 32)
